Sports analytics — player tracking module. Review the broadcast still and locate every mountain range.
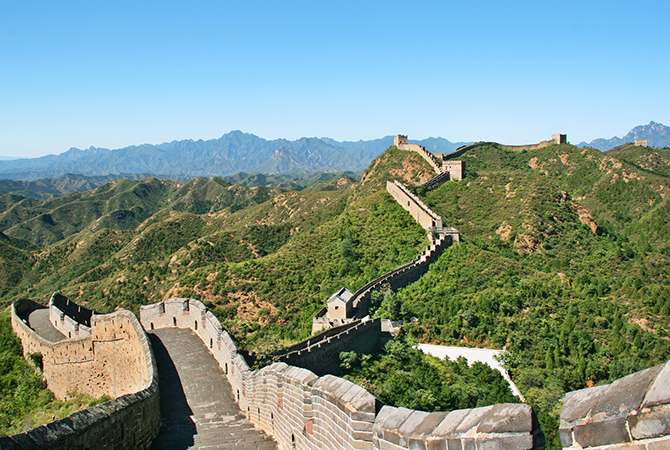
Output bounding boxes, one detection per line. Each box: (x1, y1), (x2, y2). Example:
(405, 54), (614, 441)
(0, 132), (467, 181)
(2, 122), (669, 183)
(577, 121), (670, 150)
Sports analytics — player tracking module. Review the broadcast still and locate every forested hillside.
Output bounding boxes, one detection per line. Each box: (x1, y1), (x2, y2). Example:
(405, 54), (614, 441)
(1, 143), (669, 447)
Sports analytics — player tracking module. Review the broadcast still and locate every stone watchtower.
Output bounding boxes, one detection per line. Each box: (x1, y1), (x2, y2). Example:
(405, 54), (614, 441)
(394, 135), (408, 147)
(442, 160), (464, 181)
(551, 134), (567, 144)
(635, 139), (648, 147)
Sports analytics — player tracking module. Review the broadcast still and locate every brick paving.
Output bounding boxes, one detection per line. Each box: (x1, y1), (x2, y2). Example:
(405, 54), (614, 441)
(148, 328), (277, 450)
(26, 308), (66, 342)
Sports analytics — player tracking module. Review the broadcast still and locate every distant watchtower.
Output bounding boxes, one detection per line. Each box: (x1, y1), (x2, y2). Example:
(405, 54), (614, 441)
(442, 160), (464, 181)
(551, 134), (567, 144)
(394, 135), (408, 147)
(635, 139), (648, 147)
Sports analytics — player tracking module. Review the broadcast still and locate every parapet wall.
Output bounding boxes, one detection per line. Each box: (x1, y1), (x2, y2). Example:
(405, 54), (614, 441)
(559, 360), (670, 449)
(395, 141), (443, 175)
(12, 299), (151, 400)
(49, 292), (92, 339)
(386, 180), (443, 231)
(500, 139), (557, 152)
(6, 298), (159, 450)
(272, 318), (382, 376)
(349, 232), (454, 318)
(141, 298), (541, 449)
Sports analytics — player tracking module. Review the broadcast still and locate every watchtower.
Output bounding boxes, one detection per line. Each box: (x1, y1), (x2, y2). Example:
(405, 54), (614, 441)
(442, 160), (464, 181)
(551, 134), (567, 144)
(394, 135), (408, 147)
(635, 139), (648, 147)
(327, 287), (354, 320)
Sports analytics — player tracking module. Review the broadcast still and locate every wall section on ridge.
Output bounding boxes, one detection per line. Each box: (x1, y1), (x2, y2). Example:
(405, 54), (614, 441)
(141, 298), (542, 450)
(5, 298), (160, 450)
(386, 180), (442, 231)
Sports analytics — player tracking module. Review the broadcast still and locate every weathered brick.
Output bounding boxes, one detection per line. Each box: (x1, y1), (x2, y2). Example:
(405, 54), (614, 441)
(475, 433), (533, 450)
(560, 384), (609, 424)
(591, 364), (663, 418)
(647, 436), (670, 450)
(477, 403), (532, 434)
(643, 360), (670, 408)
(573, 416), (630, 447)
(629, 404), (670, 440)
(453, 406), (493, 435)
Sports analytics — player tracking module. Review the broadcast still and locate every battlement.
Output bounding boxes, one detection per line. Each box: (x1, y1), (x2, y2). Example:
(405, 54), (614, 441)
(500, 134), (568, 151)
(394, 134), (408, 147)
(7, 297), (160, 449)
(141, 298), (542, 449)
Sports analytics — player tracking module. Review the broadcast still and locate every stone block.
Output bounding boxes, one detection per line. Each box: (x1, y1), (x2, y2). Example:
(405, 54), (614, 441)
(379, 407), (414, 445)
(643, 361), (670, 408)
(348, 388), (379, 418)
(461, 437), (476, 450)
(0, 435), (41, 450)
(475, 434), (533, 450)
(592, 364), (663, 418)
(432, 409), (471, 437)
(379, 439), (406, 450)
(446, 439), (462, 450)
(629, 403), (670, 440)
(477, 403), (532, 434)
(407, 411), (448, 450)
(453, 406), (492, 435)
(573, 416), (630, 447)
(396, 411), (430, 447)
(648, 437), (670, 450)
(373, 406), (397, 436)
(560, 384), (609, 424)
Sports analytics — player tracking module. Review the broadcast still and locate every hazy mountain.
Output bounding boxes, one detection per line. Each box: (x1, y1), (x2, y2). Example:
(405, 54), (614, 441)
(578, 121), (670, 151)
(0, 132), (377, 181)
(0, 173), (179, 200)
(0, 132), (471, 181)
(322, 135), (470, 155)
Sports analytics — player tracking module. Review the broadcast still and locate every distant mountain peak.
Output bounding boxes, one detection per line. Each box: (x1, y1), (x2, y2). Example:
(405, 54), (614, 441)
(578, 121), (670, 150)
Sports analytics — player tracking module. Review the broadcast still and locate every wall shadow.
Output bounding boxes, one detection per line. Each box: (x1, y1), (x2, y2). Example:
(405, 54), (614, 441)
(148, 333), (196, 450)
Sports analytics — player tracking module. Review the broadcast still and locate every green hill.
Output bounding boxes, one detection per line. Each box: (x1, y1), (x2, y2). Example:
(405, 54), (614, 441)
(1, 144), (669, 447)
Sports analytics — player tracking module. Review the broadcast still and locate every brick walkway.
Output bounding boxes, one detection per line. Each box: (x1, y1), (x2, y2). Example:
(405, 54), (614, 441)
(26, 308), (66, 342)
(148, 328), (277, 450)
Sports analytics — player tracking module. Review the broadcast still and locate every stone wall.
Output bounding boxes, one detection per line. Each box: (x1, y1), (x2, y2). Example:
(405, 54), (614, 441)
(559, 360), (670, 449)
(420, 170), (451, 189)
(374, 403), (544, 449)
(394, 135), (443, 175)
(49, 292), (92, 339)
(141, 298), (541, 449)
(386, 180), (443, 231)
(348, 232), (454, 318)
(500, 140), (556, 151)
(272, 318), (382, 376)
(5, 298), (160, 450)
(442, 160), (464, 181)
(12, 298), (152, 400)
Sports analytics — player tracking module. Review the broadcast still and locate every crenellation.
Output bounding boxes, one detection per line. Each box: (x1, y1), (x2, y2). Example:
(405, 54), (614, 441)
(6, 297), (159, 450)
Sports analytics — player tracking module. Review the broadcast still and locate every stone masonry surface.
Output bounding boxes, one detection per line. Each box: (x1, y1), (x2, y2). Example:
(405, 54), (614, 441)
(559, 359), (670, 449)
(141, 298), (542, 449)
(4, 297), (160, 449)
(148, 327), (277, 450)
(12, 297), (150, 400)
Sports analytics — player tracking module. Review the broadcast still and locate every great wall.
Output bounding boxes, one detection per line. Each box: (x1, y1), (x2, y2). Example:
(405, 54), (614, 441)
(4, 136), (670, 449)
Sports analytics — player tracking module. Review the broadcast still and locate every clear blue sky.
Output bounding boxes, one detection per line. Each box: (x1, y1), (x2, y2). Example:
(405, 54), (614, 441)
(1, 1), (668, 158)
